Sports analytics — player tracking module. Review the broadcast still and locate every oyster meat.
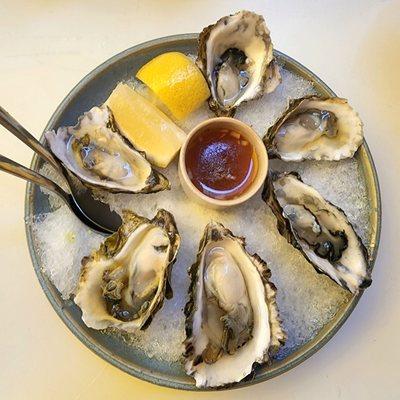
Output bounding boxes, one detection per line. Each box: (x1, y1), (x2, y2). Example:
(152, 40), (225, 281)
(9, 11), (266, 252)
(184, 222), (285, 387)
(45, 105), (169, 193)
(263, 171), (371, 293)
(197, 10), (281, 116)
(75, 209), (180, 331)
(264, 96), (363, 161)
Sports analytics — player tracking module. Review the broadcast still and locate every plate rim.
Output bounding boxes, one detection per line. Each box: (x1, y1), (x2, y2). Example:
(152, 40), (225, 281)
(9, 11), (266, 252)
(24, 33), (382, 391)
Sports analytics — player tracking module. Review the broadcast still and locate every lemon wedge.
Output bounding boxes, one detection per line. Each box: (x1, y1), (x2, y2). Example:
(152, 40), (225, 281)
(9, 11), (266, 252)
(106, 83), (186, 168)
(136, 52), (210, 120)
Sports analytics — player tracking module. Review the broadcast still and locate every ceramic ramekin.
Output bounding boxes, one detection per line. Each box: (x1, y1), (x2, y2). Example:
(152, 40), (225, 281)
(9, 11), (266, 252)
(178, 117), (268, 209)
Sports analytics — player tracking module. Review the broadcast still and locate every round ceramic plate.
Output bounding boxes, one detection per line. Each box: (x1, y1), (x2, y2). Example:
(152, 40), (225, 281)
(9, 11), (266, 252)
(25, 34), (381, 391)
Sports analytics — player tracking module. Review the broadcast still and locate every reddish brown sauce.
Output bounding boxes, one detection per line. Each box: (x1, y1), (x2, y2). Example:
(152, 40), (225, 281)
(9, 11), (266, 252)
(185, 128), (258, 200)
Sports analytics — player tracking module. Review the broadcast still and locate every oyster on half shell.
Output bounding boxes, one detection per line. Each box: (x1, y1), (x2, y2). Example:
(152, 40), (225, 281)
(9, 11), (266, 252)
(45, 106), (169, 193)
(184, 222), (285, 388)
(197, 10), (281, 116)
(264, 96), (364, 161)
(75, 209), (180, 332)
(263, 171), (371, 293)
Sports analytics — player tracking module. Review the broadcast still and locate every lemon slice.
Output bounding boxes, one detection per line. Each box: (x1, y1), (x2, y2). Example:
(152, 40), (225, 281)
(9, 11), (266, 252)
(106, 83), (186, 168)
(136, 52), (210, 120)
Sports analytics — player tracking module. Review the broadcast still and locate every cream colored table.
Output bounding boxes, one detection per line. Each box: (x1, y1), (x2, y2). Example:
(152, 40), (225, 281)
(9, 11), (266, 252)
(0, 1), (399, 399)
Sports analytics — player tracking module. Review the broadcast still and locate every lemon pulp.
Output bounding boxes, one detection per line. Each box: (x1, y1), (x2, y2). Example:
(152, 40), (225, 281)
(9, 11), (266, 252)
(136, 52), (210, 120)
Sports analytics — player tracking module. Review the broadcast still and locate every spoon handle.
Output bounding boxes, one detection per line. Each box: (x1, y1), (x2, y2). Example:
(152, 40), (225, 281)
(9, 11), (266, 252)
(0, 106), (62, 173)
(0, 154), (71, 205)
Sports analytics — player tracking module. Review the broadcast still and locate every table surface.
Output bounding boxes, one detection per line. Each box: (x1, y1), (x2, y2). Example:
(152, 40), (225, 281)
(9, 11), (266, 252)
(1, 1), (399, 399)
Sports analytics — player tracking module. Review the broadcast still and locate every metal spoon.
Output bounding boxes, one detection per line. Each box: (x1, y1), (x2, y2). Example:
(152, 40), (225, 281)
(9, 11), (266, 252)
(0, 106), (122, 234)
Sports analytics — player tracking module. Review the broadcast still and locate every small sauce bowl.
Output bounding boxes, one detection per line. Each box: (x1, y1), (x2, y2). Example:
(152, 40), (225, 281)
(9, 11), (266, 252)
(178, 117), (268, 209)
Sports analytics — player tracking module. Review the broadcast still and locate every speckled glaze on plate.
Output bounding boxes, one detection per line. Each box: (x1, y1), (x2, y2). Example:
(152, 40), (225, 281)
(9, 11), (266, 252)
(24, 34), (381, 391)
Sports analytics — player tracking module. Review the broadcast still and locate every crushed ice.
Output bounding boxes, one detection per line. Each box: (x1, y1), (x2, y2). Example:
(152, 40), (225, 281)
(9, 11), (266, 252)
(28, 68), (371, 363)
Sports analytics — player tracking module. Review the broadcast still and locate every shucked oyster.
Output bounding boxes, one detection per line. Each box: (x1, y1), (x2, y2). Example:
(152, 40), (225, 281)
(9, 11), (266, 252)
(197, 10), (281, 116)
(263, 172), (371, 293)
(264, 96), (363, 161)
(45, 106), (169, 193)
(184, 222), (285, 387)
(75, 209), (180, 331)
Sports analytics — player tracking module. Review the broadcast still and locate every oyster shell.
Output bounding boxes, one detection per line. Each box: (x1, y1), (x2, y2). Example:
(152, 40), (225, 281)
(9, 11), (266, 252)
(74, 209), (180, 331)
(264, 96), (363, 161)
(45, 105), (169, 193)
(263, 171), (371, 293)
(184, 222), (285, 387)
(197, 10), (281, 116)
